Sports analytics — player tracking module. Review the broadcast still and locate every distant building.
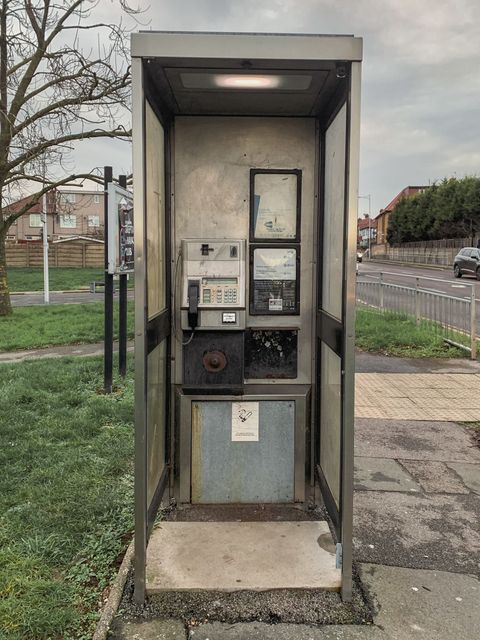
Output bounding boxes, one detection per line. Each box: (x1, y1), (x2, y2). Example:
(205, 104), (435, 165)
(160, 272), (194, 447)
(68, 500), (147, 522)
(5, 188), (105, 242)
(375, 186), (428, 245)
(357, 214), (377, 249)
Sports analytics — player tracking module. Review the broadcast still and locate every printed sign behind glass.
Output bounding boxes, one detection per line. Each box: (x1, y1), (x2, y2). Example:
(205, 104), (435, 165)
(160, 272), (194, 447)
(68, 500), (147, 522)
(251, 247), (298, 314)
(107, 183), (134, 274)
(253, 173), (298, 240)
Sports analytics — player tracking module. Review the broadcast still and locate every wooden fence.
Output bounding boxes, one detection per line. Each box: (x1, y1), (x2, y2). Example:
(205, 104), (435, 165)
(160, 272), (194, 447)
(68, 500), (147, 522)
(6, 241), (104, 268)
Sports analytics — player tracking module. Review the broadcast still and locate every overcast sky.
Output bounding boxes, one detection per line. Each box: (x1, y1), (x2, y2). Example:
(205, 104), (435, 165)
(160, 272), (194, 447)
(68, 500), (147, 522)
(85, 0), (480, 215)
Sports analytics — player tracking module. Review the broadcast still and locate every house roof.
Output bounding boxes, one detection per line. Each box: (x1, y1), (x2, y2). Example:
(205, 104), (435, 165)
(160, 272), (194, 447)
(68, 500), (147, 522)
(379, 186), (428, 215)
(357, 217), (377, 230)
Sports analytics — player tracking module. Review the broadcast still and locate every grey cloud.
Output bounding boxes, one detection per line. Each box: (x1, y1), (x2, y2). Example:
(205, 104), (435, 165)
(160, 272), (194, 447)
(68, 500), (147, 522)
(72, 0), (480, 212)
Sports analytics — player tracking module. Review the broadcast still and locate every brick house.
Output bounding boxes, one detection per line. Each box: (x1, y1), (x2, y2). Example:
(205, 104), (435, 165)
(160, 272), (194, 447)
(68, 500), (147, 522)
(375, 186), (428, 245)
(357, 215), (377, 249)
(5, 188), (105, 242)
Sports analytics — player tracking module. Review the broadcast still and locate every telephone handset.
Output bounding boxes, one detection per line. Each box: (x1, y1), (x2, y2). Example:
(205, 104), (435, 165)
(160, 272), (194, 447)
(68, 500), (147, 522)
(187, 280), (200, 330)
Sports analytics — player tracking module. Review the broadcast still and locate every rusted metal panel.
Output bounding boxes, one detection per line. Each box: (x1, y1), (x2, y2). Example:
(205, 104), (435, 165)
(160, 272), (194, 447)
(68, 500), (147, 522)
(191, 400), (295, 503)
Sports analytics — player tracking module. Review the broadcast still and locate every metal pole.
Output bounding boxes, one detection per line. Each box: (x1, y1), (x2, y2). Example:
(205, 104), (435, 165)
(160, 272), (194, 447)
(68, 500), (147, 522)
(368, 194), (371, 257)
(415, 277), (420, 325)
(379, 272), (384, 309)
(470, 285), (477, 360)
(118, 174), (128, 377)
(42, 190), (49, 304)
(104, 166), (114, 393)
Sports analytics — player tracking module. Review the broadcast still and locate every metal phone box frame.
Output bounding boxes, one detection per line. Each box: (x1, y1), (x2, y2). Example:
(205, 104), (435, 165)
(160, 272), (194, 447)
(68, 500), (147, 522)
(132, 31), (362, 602)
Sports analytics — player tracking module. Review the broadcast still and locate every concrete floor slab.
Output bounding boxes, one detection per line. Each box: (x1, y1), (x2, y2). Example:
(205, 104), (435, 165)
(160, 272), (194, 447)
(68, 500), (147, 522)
(399, 460), (469, 494)
(355, 419), (480, 463)
(146, 521), (340, 593)
(360, 563), (480, 640)
(354, 491), (480, 575)
(355, 458), (420, 492)
(189, 622), (386, 639)
(116, 619), (186, 639)
(447, 462), (480, 494)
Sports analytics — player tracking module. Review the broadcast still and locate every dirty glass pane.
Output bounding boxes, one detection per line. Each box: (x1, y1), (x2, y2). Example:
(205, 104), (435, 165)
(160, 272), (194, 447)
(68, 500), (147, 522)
(145, 101), (166, 319)
(253, 172), (298, 240)
(322, 103), (346, 320)
(319, 342), (341, 508)
(146, 339), (167, 507)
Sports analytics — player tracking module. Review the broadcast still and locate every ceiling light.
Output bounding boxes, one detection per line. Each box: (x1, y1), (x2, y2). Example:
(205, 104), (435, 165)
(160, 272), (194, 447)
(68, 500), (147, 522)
(214, 74), (281, 89)
(180, 72), (312, 91)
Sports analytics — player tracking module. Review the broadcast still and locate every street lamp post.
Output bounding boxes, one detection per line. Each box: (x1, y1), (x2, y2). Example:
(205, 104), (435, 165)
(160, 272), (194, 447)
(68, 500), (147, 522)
(41, 154), (50, 304)
(358, 194), (372, 257)
(41, 194), (49, 304)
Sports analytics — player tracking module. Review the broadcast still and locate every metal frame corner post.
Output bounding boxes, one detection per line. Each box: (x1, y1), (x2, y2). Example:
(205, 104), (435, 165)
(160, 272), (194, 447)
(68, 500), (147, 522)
(132, 56), (148, 603)
(104, 165), (114, 394)
(470, 285), (477, 360)
(341, 60), (362, 602)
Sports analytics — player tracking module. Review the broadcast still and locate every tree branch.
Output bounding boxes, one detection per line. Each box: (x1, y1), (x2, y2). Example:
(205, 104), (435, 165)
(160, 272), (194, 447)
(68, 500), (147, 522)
(6, 126), (131, 175)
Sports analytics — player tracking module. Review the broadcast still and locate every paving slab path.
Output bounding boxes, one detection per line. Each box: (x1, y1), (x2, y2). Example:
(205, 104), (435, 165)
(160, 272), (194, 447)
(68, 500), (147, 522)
(0, 340), (134, 363)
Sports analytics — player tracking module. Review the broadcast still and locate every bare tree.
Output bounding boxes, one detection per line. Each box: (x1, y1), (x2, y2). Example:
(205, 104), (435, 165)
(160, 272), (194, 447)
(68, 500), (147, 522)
(0, 0), (137, 315)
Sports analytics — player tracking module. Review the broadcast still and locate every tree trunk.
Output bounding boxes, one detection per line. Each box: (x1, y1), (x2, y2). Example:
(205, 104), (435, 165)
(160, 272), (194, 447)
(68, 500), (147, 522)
(0, 227), (12, 316)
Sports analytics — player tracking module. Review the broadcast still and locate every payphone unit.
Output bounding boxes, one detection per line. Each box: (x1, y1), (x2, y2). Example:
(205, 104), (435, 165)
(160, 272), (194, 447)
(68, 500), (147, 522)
(181, 239), (246, 331)
(181, 239), (246, 390)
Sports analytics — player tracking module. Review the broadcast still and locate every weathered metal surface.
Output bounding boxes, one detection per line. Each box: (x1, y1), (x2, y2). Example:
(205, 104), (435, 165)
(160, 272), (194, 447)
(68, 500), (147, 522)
(191, 400), (295, 503)
(183, 331), (244, 387)
(245, 329), (298, 379)
(172, 116), (316, 386)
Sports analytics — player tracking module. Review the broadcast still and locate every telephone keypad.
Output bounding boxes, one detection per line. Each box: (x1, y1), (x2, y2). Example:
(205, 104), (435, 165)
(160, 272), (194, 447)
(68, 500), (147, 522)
(201, 284), (239, 306)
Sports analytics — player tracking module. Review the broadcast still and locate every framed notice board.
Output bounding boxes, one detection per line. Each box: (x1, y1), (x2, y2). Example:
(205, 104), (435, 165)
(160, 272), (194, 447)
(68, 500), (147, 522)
(250, 169), (302, 242)
(249, 245), (300, 315)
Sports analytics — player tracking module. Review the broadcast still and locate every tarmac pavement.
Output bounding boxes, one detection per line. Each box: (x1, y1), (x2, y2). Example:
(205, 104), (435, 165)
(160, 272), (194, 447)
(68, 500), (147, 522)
(0, 340), (134, 363)
(10, 289), (134, 306)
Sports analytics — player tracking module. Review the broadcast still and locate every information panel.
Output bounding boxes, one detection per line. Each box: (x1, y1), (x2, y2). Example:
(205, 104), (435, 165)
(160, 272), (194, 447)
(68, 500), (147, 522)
(250, 170), (301, 241)
(250, 246), (299, 315)
(107, 183), (134, 274)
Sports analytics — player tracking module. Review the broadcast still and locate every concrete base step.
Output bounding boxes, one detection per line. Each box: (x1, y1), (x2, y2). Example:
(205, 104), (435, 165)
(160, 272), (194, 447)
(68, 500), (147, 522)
(146, 521), (340, 593)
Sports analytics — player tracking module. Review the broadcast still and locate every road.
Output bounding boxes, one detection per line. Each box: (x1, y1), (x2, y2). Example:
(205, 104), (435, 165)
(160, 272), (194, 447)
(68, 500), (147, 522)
(11, 290), (135, 306)
(358, 261), (480, 301)
(357, 260), (480, 342)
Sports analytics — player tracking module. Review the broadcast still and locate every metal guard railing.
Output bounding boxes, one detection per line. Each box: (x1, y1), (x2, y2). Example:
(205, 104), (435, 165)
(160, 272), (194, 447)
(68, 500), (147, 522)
(356, 272), (477, 360)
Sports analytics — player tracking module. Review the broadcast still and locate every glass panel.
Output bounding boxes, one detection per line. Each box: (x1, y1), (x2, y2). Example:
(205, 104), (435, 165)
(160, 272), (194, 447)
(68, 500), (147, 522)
(146, 340), (167, 507)
(320, 342), (342, 508)
(253, 172), (298, 240)
(145, 101), (166, 318)
(322, 103), (347, 320)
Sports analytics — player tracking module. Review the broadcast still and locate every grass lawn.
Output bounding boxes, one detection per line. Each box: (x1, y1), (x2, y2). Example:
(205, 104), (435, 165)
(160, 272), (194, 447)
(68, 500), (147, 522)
(0, 302), (134, 351)
(7, 267), (134, 292)
(356, 307), (467, 358)
(0, 356), (134, 639)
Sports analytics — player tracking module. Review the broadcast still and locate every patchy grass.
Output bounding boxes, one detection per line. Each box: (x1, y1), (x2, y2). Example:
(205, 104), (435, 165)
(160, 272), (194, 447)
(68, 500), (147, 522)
(0, 356), (134, 639)
(7, 267), (134, 292)
(0, 302), (134, 351)
(356, 307), (467, 358)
